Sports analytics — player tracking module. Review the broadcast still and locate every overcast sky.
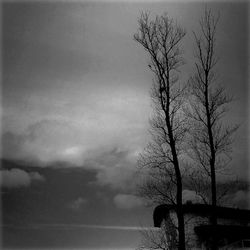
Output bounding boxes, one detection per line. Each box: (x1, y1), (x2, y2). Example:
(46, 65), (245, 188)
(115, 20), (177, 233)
(1, 1), (249, 249)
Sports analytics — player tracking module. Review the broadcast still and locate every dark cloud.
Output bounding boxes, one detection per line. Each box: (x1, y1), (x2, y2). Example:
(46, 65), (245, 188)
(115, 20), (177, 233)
(0, 168), (45, 188)
(68, 197), (88, 211)
(113, 194), (144, 210)
(2, 127), (140, 191)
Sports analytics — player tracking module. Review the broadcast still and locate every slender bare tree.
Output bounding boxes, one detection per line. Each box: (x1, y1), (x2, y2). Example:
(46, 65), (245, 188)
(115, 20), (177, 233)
(187, 8), (238, 249)
(134, 12), (187, 250)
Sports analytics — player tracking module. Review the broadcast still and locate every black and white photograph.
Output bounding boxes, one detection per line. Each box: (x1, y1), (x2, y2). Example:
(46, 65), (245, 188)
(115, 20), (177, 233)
(1, 0), (249, 249)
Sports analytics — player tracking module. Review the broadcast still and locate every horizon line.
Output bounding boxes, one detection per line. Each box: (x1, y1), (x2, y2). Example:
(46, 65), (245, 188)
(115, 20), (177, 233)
(2, 223), (160, 231)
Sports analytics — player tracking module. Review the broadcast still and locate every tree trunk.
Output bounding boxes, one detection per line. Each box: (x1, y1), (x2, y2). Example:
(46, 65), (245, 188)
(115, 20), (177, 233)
(177, 207), (186, 250)
(167, 114), (186, 250)
(205, 74), (218, 250)
(210, 159), (218, 250)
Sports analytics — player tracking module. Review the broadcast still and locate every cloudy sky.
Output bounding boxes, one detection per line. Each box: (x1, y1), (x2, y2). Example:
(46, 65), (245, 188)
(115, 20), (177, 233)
(1, 1), (249, 249)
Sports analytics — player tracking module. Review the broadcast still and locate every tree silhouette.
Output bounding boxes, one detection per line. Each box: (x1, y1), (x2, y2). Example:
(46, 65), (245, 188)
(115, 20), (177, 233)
(186, 8), (238, 249)
(134, 12), (187, 250)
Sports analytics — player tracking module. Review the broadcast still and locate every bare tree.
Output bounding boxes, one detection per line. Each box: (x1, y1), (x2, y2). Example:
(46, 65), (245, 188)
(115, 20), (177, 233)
(187, 8), (238, 249)
(134, 12), (187, 250)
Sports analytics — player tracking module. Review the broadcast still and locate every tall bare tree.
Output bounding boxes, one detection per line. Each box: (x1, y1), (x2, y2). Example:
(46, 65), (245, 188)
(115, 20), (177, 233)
(134, 12), (187, 250)
(187, 8), (238, 249)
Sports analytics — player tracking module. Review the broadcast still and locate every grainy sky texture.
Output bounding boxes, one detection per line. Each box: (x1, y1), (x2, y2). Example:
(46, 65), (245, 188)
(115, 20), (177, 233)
(1, 1), (249, 249)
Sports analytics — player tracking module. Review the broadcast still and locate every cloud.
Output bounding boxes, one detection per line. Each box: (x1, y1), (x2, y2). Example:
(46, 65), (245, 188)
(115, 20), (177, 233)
(225, 190), (250, 209)
(29, 172), (45, 181)
(113, 194), (144, 209)
(182, 189), (203, 204)
(2, 114), (147, 166)
(2, 116), (145, 191)
(2, 126), (141, 191)
(87, 147), (139, 191)
(68, 197), (88, 211)
(0, 168), (45, 188)
(2, 120), (86, 165)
